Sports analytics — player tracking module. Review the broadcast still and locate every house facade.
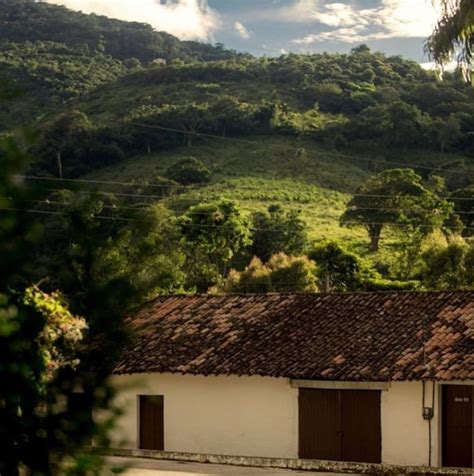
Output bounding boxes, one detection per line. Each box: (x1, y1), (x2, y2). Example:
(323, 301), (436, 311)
(111, 292), (474, 469)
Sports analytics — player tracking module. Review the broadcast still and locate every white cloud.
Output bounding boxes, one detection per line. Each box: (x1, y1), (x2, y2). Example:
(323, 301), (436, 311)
(290, 0), (441, 44)
(234, 21), (250, 39)
(312, 3), (366, 27)
(273, 0), (319, 22)
(43, 0), (220, 41)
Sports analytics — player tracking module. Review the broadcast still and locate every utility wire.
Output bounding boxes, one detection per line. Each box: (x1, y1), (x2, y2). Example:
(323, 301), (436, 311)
(7, 198), (474, 216)
(2, 207), (473, 231)
(130, 122), (474, 177)
(14, 176), (474, 201)
(34, 185), (474, 202)
(18, 174), (205, 190)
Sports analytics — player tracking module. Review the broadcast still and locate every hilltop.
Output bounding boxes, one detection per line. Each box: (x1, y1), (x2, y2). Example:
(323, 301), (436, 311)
(0, 0), (243, 127)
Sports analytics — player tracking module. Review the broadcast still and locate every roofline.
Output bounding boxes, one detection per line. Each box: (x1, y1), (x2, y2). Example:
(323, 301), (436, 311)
(112, 369), (474, 382)
(145, 289), (474, 299)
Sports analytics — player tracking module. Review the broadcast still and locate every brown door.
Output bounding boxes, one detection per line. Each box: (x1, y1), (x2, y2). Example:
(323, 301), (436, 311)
(299, 388), (341, 460)
(299, 388), (381, 463)
(442, 385), (473, 468)
(341, 390), (381, 463)
(139, 395), (164, 450)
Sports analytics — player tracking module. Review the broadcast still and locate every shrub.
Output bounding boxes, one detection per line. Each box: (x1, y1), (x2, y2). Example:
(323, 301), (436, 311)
(165, 157), (211, 185)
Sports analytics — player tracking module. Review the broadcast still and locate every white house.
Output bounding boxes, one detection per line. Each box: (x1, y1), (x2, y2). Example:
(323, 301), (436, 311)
(110, 291), (474, 469)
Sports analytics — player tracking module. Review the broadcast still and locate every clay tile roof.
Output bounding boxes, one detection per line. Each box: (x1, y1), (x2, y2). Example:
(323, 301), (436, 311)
(113, 291), (474, 382)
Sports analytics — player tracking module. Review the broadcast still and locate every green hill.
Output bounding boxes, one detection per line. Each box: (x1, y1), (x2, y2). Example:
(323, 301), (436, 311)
(0, 0), (243, 127)
(1, 1), (473, 290)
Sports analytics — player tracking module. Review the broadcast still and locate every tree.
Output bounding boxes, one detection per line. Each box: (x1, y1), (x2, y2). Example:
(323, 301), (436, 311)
(420, 235), (474, 289)
(341, 169), (451, 252)
(309, 241), (363, 291)
(427, 0), (474, 78)
(226, 257), (272, 293)
(268, 253), (318, 292)
(210, 95), (255, 137)
(180, 200), (252, 290)
(250, 205), (308, 262)
(41, 110), (91, 178)
(166, 157), (211, 185)
(92, 203), (186, 301)
(36, 191), (186, 306)
(351, 44), (371, 54)
(0, 132), (125, 475)
(450, 186), (474, 236)
(434, 115), (461, 154)
(226, 253), (318, 293)
(129, 103), (214, 147)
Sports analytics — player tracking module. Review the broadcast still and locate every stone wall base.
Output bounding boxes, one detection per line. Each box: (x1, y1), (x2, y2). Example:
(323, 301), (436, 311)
(105, 448), (473, 475)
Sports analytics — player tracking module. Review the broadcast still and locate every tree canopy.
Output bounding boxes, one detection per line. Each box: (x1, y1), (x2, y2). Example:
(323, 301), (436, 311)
(341, 169), (452, 251)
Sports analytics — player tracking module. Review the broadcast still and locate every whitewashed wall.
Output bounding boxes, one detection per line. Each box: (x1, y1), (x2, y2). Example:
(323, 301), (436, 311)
(111, 373), (299, 458)
(381, 381), (439, 466)
(111, 373), (472, 467)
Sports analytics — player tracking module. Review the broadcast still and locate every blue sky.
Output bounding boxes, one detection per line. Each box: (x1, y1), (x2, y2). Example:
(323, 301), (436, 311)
(46, 0), (441, 63)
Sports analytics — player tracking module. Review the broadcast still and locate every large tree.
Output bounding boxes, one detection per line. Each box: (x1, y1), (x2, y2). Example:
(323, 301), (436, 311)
(341, 169), (451, 252)
(180, 200), (252, 290)
(250, 205), (308, 262)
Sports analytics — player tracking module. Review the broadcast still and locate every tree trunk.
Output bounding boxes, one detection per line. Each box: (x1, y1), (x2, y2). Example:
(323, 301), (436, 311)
(147, 141), (151, 155)
(368, 224), (382, 252)
(56, 149), (63, 179)
(323, 273), (332, 292)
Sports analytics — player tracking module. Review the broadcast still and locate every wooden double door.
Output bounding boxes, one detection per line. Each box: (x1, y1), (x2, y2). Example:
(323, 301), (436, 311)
(299, 388), (381, 463)
(442, 385), (473, 468)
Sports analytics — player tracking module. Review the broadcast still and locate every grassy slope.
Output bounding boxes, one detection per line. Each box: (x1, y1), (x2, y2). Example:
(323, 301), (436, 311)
(87, 135), (414, 261)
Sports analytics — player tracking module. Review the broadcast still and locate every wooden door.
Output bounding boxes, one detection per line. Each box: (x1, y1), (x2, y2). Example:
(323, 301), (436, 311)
(299, 388), (381, 463)
(139, 395), (164, 451)
(299, 388), (340, 460)
(442, 385), (473, 468)
(341, 390), (381, 463)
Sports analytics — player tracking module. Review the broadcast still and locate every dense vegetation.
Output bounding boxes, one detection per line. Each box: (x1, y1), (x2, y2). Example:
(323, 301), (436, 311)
(0, 0), (472, 293)
(1, 3), (473, 473)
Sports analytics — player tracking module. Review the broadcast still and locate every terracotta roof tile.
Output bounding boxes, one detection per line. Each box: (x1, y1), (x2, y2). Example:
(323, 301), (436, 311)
(113, 291), (474, 381)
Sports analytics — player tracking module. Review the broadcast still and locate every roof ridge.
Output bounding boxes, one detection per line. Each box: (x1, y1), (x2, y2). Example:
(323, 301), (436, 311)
(146, 289), (474, 300)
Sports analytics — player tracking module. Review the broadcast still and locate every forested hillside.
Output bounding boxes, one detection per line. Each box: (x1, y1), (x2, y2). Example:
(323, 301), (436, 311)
(0, 0), (473, 294)
(0, 0), (242, 126)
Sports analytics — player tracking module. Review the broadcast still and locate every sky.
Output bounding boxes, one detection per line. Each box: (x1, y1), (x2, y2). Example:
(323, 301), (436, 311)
(43, 0), (442, 64)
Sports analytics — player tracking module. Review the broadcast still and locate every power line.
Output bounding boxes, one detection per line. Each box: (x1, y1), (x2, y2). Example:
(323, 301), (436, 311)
(2, 207), (473, 231)
(18, 174), (204, 190)
(0, 207), (139, 222)
(15, 176), (474, 201)
(130, 122), (474, 177)
(34, 185), (474, 202)
(10, 198), (474, 216)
